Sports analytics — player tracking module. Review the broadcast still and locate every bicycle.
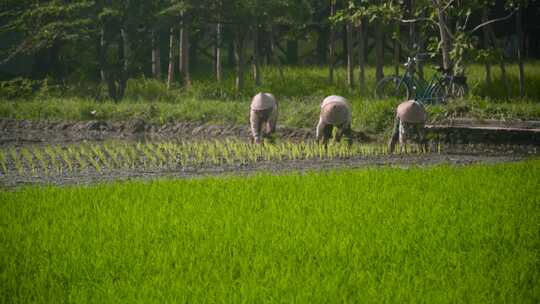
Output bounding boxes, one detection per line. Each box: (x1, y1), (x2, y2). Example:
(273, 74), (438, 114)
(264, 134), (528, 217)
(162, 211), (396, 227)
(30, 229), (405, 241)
(374, 55), (468, 104)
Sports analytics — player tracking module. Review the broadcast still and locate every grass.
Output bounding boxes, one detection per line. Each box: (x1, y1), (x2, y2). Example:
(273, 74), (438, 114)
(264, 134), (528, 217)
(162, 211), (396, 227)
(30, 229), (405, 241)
(1, 160), (539, 302)
(1, 64), (540, 136)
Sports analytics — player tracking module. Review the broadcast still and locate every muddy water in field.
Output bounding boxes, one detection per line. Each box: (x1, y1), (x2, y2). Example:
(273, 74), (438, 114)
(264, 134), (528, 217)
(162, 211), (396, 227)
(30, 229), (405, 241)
(1, 118), (538, 188)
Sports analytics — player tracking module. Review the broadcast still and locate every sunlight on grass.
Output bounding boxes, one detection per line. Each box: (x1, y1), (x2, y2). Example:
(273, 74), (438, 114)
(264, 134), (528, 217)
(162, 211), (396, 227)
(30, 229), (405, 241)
(1, 161), (539, 302)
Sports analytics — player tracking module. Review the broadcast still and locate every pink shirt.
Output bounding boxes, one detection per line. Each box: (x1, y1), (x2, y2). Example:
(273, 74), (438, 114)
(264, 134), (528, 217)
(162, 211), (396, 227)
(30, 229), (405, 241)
(396, 100), (427, 123)
(251, 92), (277, 110)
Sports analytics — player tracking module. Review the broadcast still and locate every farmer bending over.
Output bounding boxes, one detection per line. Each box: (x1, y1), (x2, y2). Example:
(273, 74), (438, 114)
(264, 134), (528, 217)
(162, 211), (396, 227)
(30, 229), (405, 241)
(388, 100), (428, 153)
(250, 92), (278, 144)
(316, 95), (353, 146)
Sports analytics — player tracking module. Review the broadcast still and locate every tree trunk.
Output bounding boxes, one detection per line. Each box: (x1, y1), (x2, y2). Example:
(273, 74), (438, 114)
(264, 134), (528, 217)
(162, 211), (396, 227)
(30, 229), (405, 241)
(488, 23), (510, 97)
(167, 27), (175, 89)
(316, 25), (329, 64)
(178, 27), (184, 76)
(151, 29), (162, 79)
(215, 16), (222, 82)
(357, 20), (365, 91)
(482, 8), (491, 86)
(328, 1), (336, 84)
(433, 0), (452, 71)
(234, 31), (245, 93)
(394, 22), (400, 77)
(99, 26), (117, 101)
(270, 25), (284, 80)
(417, 8), (425, 79)
(346, 21), (354, 88)
(375, 19), (384, 82)
(99, 27), (107, 83)
(118, 28), (129, 100)
(180, 22), (191, 88)
(253, 26), (261, 86)
(516, 5), (525, 99)
(286, 39), (298, 64)
(409, 0), (415, 51)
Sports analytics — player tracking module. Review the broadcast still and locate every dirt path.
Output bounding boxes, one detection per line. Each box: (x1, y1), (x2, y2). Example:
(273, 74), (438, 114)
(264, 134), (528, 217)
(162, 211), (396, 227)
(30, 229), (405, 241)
(1, 153), (534, 189)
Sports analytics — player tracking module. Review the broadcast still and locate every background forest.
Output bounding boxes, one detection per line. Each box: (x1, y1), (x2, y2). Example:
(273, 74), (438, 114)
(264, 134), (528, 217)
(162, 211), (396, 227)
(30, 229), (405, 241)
(1, 0), (539, 129)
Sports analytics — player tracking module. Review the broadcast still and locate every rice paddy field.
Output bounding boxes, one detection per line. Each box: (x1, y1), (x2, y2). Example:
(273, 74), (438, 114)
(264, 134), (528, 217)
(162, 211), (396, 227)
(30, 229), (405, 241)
(1, 63), (539, 303)
(0, 140), (428, 178)
(1, 160), (539, 303)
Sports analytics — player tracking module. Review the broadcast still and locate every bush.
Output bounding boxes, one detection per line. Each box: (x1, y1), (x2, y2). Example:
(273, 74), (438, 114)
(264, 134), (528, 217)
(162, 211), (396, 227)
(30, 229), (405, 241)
(0, 77), (38, 100)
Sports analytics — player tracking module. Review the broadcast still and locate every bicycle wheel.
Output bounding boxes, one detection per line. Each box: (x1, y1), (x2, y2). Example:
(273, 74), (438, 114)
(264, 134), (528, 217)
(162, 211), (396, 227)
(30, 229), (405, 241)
(375, 76), (410, 100)
(433, 79), (468, 103)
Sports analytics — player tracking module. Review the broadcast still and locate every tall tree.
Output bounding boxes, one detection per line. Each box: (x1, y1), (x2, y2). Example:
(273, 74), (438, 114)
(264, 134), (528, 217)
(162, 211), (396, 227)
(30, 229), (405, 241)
(151, 29), (162, 79)
(514, 1), (525, 98)
(345, 2), (355, 88)
(328, 0), (336, 84)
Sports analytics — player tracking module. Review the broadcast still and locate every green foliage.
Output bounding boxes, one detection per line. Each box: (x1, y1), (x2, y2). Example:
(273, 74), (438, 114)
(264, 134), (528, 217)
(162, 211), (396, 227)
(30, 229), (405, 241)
(1, 161), (539, 302)
(0, 77), (37, 100)
(1, 65), (539, 136)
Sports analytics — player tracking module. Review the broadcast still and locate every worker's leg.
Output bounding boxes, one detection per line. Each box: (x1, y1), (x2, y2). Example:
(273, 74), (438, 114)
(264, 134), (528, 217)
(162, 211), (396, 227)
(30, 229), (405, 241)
(400, 120), (414, 153)
(250, 110), (264, 144)
(416, 123), (428, 152)
(264, 107), (278, 143)
(343, 123), (353, 146)
(316, 118), (332, 147)
(388, 116), (400, 153)
(336, 122), (353, 146)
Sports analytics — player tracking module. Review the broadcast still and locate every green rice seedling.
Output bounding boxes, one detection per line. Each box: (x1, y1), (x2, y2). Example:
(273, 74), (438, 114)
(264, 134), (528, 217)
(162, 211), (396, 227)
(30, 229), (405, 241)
(91, 145), (112, 170)
(0, 150), (8, 175)
(59, 146), (74, 173)
(86, 150), (102, 173)
(103, 143), (123, 169)
(216, 140), (233, 166)
(9, 148), (24, 176)
(263, 145), (273, 162)
(289, 143), (300, 161)
(229, 141), (244, 165)
(127, 143), (140, 168)
(156, 142), (173, 169)
(152, 143), (168, 168)
(172, 141), (186, 167)
(193, 143), (206, 166)
(44, 146), (61, 174)
(211, 141), (225, 166)
(33, 148), (49, 176)
(175, 142), (188, 167)
(20, 148), (36, 175)
(167, 142), (182, 167)
(122, 143), (137, 169)
(134, 143), (148, 167)
(70, 146), (88, 172)
(115, 144), (131, 169)
(144, 143), (161, 168)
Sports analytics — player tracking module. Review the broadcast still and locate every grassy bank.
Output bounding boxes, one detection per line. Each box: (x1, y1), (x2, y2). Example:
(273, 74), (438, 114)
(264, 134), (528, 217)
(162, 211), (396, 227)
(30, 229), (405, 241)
(1, 97), (539, 134)
(1, 64), (540, 134)
(1, 161), (539, 302)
